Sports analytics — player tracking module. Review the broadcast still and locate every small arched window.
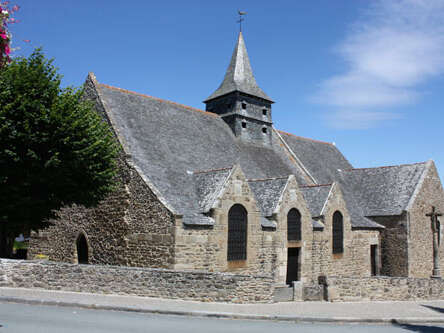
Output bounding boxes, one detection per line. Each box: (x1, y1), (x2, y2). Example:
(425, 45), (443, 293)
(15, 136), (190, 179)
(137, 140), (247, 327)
(332, 211), (344, 254)
(287, 208), (301, 241)
(76, 233), (89, 264)
(227, 204), (248, 261)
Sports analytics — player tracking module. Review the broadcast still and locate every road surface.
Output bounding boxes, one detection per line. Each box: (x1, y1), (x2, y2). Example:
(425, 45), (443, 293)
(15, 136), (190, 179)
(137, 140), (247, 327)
(0, 302), (443, 332)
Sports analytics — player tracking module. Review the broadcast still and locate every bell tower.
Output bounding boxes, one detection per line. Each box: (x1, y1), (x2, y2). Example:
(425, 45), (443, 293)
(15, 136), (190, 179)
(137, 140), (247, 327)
(204, 32), (274, 145)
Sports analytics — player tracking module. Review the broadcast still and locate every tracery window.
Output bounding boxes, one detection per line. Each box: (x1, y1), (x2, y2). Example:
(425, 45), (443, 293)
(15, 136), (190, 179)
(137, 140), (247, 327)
(287, 208), (301, 241)
(332, 211), (344, 254)
(227, 204), (248, 261)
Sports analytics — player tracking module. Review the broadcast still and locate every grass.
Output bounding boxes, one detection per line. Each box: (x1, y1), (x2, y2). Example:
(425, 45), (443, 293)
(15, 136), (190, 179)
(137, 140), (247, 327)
(13, 240), (28, 251)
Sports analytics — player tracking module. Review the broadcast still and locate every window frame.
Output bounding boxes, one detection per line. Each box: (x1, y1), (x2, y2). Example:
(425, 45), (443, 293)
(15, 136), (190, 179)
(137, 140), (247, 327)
(227, 204), (248, 261)
(332, 211), (344, 254)
(287, 208), (302, 241)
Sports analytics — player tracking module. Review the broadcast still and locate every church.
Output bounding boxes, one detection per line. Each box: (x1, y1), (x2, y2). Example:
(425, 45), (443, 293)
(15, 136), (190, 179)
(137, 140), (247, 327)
(29, 31), (444, 297)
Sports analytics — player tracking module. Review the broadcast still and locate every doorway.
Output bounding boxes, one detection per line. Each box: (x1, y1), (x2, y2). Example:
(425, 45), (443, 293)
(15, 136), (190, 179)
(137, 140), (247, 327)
(371, 244), (378, 276)
(76, 234), (89, 264)
(286, 247), (300, 286)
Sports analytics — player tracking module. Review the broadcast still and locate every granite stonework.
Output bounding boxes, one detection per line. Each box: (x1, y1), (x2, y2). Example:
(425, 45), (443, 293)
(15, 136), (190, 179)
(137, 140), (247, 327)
(25, 31), (444, 303)
(370, 215), (408, 277)
(0, 259), (273, 303)
(407, 163), (444, 278)
(325, 276), (444, 302)
(28, 75), (176, 269)
(310, 183), (380, 279)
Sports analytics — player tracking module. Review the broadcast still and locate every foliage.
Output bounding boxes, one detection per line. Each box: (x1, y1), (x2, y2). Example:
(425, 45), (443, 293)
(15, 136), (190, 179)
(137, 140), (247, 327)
(0, 2), (19, 69)
(0, 49), (119, 256)
(13, 240), (27, 250)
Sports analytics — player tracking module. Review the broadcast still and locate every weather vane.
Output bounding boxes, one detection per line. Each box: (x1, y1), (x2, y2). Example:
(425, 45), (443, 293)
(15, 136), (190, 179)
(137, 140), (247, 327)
(237, 10), (247, 32)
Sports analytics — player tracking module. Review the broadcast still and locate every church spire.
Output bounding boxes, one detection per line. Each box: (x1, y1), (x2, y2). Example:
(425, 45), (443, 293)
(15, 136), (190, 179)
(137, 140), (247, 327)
(204, 31), (272, 102)
(204, 31), (274, 146)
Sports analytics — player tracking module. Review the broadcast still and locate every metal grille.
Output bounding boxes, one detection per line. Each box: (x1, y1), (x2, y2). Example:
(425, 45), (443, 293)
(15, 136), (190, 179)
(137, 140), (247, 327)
(332, 211), (344, 254)
(287, 208), (301, 241)
(227, 204), (248, 261)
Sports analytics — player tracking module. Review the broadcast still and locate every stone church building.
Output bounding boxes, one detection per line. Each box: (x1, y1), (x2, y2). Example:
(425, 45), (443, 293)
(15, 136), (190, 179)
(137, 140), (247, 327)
(29, 32), (444, 290)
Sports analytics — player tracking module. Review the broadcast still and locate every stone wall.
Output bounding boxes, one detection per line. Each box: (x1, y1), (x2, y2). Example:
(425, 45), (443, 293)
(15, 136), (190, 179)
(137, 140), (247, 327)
(408, 162), (444, 278)
(325, 276), (444, 302)
(370, 215), (408, 277)
(311, 184), (379, 280)
(173, 166), (265, 274)
(273, 176), (313, 285)
(27, 75), (176, 269)
(0, 259), (274, 303)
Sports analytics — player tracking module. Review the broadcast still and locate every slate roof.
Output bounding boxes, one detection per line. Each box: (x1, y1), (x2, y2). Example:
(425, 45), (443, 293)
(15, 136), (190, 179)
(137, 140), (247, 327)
(277, 131), (352, 184)
(204, 32), (272, 102)
(300, 184), (332, 217)
(93, 78), (427, 230)
(338, 162), (428, 217)
(193, 167), (233, 213)
(247, 177), (289, 217)
(96, 83), (308, 223)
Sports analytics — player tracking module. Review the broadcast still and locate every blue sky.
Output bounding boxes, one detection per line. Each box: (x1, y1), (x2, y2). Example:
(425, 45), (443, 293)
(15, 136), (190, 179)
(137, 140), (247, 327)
(8, 0), (444, 178)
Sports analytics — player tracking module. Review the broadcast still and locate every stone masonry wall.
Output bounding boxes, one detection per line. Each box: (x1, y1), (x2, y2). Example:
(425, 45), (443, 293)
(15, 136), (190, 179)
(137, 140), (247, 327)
(273, 176), (313, 285)
(27, 156), (175, 268)
(311, 184), (379, 280)
(370, 215), (408, 277)
(0, 259), (273, 303)
(173, 166), (265, 275)
(325, 276), (444, 302)
(408, 162), (444, 278)
(28, 74), (176, 268)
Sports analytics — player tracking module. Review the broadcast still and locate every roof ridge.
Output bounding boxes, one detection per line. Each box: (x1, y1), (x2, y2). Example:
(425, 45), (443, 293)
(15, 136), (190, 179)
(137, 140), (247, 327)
(276, 130), (333, 146)
(193, 167), (233, 175)
(247, 176), (289, 182)
(343, 161), (427, 172)
(299, 183), (332, 188)
(98, 83), (218, 118)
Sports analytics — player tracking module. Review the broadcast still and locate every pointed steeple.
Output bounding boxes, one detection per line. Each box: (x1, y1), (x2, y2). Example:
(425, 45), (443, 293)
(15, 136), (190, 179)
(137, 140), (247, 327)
(205, 32), (272, 102)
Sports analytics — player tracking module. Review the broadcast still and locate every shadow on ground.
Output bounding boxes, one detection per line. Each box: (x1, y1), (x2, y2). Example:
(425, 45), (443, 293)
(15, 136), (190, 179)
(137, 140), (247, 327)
(422, 305), (444, 314)
(391, 320), (444, 333)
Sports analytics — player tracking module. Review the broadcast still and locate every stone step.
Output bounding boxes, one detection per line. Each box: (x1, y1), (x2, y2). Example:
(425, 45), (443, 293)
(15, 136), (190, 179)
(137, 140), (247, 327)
(273, 285), (293, 302)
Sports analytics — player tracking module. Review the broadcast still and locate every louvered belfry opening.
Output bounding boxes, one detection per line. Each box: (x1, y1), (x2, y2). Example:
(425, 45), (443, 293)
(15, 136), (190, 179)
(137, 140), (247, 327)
(287, 208), (302, 241)
(332, 211), (344, 254)
(227, 204), (248, 261)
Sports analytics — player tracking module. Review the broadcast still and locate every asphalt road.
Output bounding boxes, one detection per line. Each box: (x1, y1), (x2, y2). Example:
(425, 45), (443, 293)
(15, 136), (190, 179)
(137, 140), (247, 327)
(0, 302), (443, 333)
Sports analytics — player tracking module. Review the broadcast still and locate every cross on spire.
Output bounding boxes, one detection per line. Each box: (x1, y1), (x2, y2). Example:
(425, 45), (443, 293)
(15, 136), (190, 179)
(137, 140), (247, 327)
(237, 10), (247, 32)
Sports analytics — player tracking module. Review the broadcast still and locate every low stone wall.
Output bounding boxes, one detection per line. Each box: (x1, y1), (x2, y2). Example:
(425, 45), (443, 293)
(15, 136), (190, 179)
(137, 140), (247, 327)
(0, 259), (273, 303)
(325, 276), (444, 302)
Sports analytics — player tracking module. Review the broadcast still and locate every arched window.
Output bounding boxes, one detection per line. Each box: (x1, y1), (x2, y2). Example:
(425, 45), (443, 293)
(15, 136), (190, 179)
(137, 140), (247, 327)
(287, 208), (301, 241)
(227, 204), (248, 261)
(76, 233), (89, 264)
(332, 211), (344, 254)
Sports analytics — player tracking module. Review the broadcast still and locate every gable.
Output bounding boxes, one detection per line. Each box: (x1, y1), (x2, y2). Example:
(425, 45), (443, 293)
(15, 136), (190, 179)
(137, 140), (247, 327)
(300, 184), (332, 217)
(247, 177), (288, 217)
(339, 162), (428, 217)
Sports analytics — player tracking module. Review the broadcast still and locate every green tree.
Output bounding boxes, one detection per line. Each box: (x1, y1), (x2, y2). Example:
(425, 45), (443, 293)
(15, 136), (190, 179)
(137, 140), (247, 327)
(0, 49), (118, 258)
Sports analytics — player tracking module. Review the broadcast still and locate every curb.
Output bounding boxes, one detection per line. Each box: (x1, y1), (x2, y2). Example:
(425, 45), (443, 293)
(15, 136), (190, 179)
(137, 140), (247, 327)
(0, 296), (443, 325)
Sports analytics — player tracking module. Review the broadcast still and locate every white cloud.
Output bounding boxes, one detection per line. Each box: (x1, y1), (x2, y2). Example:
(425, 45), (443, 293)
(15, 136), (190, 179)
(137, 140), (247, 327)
(326, 110), (401, 130)
(315, 0), (444, 129)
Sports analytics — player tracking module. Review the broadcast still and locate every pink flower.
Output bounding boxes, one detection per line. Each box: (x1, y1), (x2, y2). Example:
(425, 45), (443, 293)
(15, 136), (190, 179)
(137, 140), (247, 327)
(11, 5), (18, 12)
(0, 32), (7, 39)
(4, 43), (9, 55)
